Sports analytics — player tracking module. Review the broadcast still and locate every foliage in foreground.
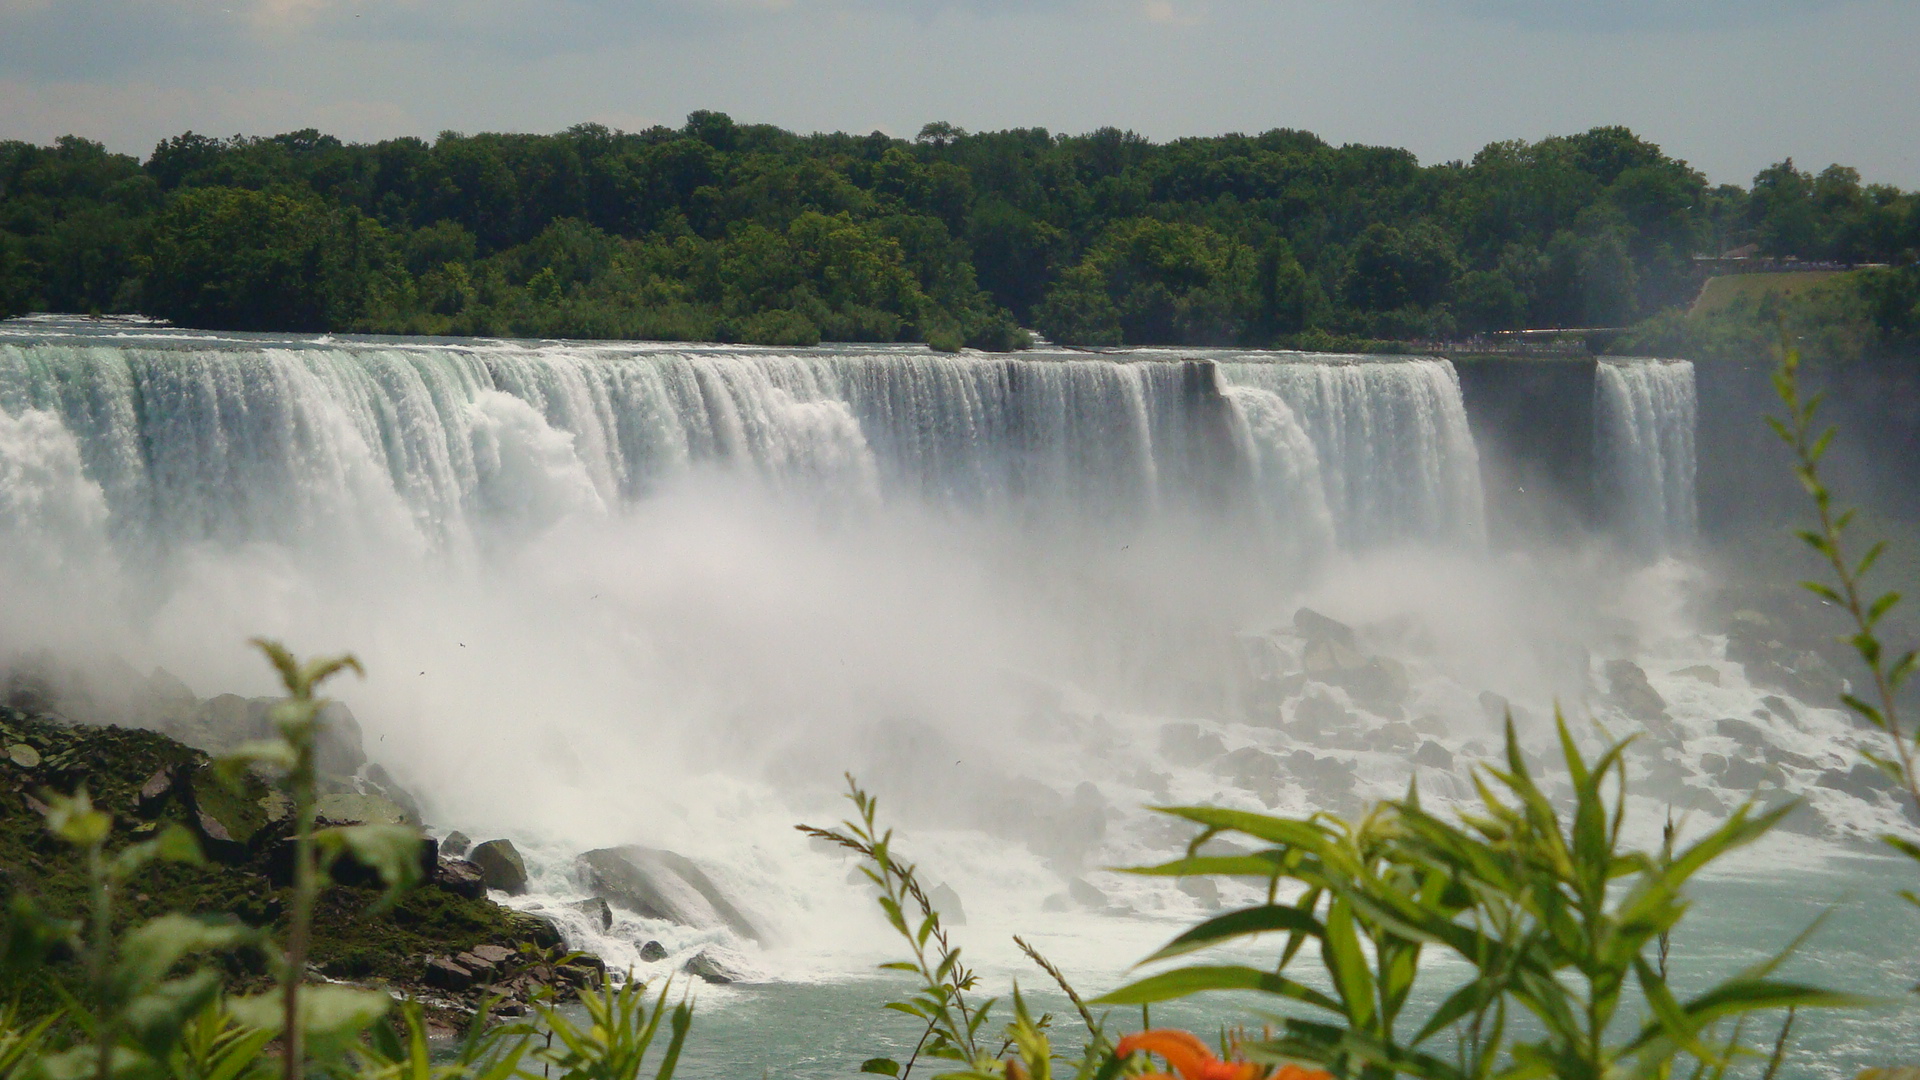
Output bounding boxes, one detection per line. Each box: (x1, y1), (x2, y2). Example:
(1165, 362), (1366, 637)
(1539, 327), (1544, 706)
(804, 712), (1854, 1080)
(0, 640), (690, 1080)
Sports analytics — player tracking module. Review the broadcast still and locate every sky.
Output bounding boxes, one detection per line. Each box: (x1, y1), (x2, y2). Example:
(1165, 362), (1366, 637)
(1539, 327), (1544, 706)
(2, 0), (1917, 188)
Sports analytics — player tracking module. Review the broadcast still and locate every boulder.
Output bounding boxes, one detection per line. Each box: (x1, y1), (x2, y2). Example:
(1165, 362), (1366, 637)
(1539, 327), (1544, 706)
(1218, 747), (1283, 803)
(928, 883), (968, 927)
(1372, 722), (1417, 753)
(1603, 660), (1669, 725)
(1674, 665), (1721, 686)
(1067, 878), (1108, 909)
(1177, 876), (1220, 907)
(682, 949), (747, 985)
(424, 957), (474, 992)
(358, 763), (421, 825)
(1714, 718), (1769, 750)
(455, 950), (498, 980)
(1818, 764), (1899, 801)
(1159, 723), (1226, 766)
(638, 940), (669, 962)
(136, 767), (176, 816)
(1294, 608), (1357, 649)
(568, 897), (614, 931)
(1303, 638), (1368, 678)
(1412, 740), (1454, 770)
(1292, 690), (1352, 736)
(1760, 696), (1798, 724)
(471, 840), (529, 896)
(470, 944), (515, 965)
(442, 831), (472, 858)
(578, 846), (760, 942)
(433, 859), (487, 900)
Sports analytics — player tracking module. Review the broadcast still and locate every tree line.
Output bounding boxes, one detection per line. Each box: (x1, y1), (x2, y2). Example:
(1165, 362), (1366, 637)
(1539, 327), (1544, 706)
(1, 112), (1916, 349)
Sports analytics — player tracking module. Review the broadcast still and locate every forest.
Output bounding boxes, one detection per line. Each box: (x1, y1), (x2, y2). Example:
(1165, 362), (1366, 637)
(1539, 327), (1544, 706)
(1, 113), (1916, 350)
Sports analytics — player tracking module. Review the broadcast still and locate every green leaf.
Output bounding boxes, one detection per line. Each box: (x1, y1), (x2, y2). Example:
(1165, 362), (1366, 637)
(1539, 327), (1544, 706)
(1140, 905), (1326, 964)
(862, 1059), (902, 1076)
(1093, 965), (1341, 1014)
(1123, 855), (1287, 878)
(318, 823), (424, 904)
(226, 984), (390, 1041)
(114, 915), (254, 994)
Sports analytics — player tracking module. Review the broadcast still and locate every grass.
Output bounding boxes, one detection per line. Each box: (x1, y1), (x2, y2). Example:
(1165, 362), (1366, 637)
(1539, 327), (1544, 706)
(1691, 271), (1851, 317)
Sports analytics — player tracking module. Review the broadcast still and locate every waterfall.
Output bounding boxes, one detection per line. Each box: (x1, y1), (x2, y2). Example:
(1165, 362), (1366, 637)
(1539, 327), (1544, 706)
(0, 331), (1486, 561)
(1594, 357), (1698, 555)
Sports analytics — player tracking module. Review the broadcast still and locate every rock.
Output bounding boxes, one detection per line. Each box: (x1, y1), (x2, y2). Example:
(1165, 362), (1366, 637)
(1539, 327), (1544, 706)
(1303, 638), (1368, 678)
(1041, 893), (1070, 912)
(1700, 753), (1729, 777)
(1714, 718), (1769, 749)
(1604, 660), (1669, 724)
(1067, 878), (1108, 909)
(359, 763), (421, 825)
(1760, 696), (1798, 724)
(442, 831), (471, 858)
(1675, 665), (1721, 686)
(136, 767), (176, 815)
(314, 793), (409, 826)
(5, 743), (40, 769)
(682, 949), (746, 984)
(1667, 784), (1726, 814)
(1292, 690), (1352, 735)
(1718, 757), (1776, 789)
(1344, 656), (1411, 712)
(424, 957), (475, 992)
(1219, 747), (1283, 802)
(471, 840), (529, 895)
(1372, 722), (1417, 752)
(579, 846), (759, 941)
(1478, 691), (1516, 725)
(1412, 740), (1454, 770)
(470, 944), (515, 965)
(928, 883), (967, 927)
(433, 859), (487, 900)
(1177, 876), (1220, 907)
(1159, 723), (1226, 766)
(1818, 764), (1898, 801)
(1294, 608), (1357, 649)
(568, 897), (614, 931)
(638, 940), (669, 962)
(455, 950), (498, 979)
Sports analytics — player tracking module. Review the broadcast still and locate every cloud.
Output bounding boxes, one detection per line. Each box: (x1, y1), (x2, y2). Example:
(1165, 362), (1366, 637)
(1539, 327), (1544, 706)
(1457, 0), (1858, 33)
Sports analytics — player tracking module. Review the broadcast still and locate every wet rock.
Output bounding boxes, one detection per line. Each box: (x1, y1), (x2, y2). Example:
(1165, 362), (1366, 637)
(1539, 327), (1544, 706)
(1412, 740), (1454, 770)
(569, 897), (614, 931)
(1067, 878), (1108, 909)
(434, 859), (487, 900)
(455, 950), (499, 980)
(1292, 690), (1352, 736)
(1717, 757), (1777, 790)
(425, 957), (475, 992)
(638, 940), (669, 962)
(559, 955), (605, 990)
(928, 883), (967, 927)
(136, 767), (176, 815)
(683, 949), (746, 985)
(442, 831), (471, 858)
(1478, 691), (1532, 727)
(1303, 638), (1368, 678)
(1177, 876), (1220, 907)
(470, 944), (514, 965)
(1041, 893), (1070, 912)
(5, 743), (40, 769)
(1159, 723), (1226, 766)
(1714, 718), (1769, 750)
(1218, 747), (1283, 803)
(471, 840), (529, 896)
(1760, 696), (1798, 724)
(1667, 784), (1726, 815)
(1294, 608), (1357, 649)
(359, 763), (421, 825)
(1763, 745), (1819, 771)
(1372, 722), (1418, 753)
(579, 846), (760, 941)
(1675, 665), (1721, 686)
(1604, 660), (1669, 725)
(1700, 753), (1729, 777)
(1818, 764), (1898, 801)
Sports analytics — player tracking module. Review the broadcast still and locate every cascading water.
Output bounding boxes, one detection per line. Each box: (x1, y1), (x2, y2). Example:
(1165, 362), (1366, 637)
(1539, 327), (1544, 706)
(1595, 357), (1698, 555)
(3, 319), (1911, 1076)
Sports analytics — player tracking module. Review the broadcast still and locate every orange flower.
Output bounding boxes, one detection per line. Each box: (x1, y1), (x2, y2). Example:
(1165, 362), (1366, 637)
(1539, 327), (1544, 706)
(1113, 1029), (1330, 1080)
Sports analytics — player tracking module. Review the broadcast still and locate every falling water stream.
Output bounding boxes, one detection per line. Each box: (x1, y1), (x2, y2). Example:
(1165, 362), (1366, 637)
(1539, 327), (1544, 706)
(0, 319), (1912, 1075)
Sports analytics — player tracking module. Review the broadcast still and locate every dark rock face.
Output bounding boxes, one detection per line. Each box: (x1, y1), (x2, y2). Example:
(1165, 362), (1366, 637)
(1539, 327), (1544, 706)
(442, 831), (471, 858)
(578, 846), (760, 942)
(470, 840), (529, 895)
(434, 859), (487, 900)
(1413, 740), (1454, 770)
(1294, 608), (1357, 649)
(1604, 660), (1669, 725)
(638, 940), (669, 962)
(425, 957), (476, 991)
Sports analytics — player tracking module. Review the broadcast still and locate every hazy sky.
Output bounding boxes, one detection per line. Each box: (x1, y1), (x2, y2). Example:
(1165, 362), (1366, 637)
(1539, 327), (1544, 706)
(2, 0), (1916, 187)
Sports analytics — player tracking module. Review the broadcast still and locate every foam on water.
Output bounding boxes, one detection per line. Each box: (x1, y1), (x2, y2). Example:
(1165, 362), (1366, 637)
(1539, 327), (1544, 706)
(0, 321), (1907, 1075)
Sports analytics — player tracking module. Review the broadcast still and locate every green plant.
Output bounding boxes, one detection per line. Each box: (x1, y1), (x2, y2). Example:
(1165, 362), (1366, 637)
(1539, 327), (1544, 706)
(530, 976), (690, 1080)
(1769, 344), (1920, 859)
(1097, 718), (1859, 1080)
(215, 641), (420, 1080)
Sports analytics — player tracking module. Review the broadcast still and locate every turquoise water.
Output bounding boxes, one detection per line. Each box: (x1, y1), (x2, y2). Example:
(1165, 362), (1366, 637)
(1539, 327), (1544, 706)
(670, 858), (1920, 1080)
